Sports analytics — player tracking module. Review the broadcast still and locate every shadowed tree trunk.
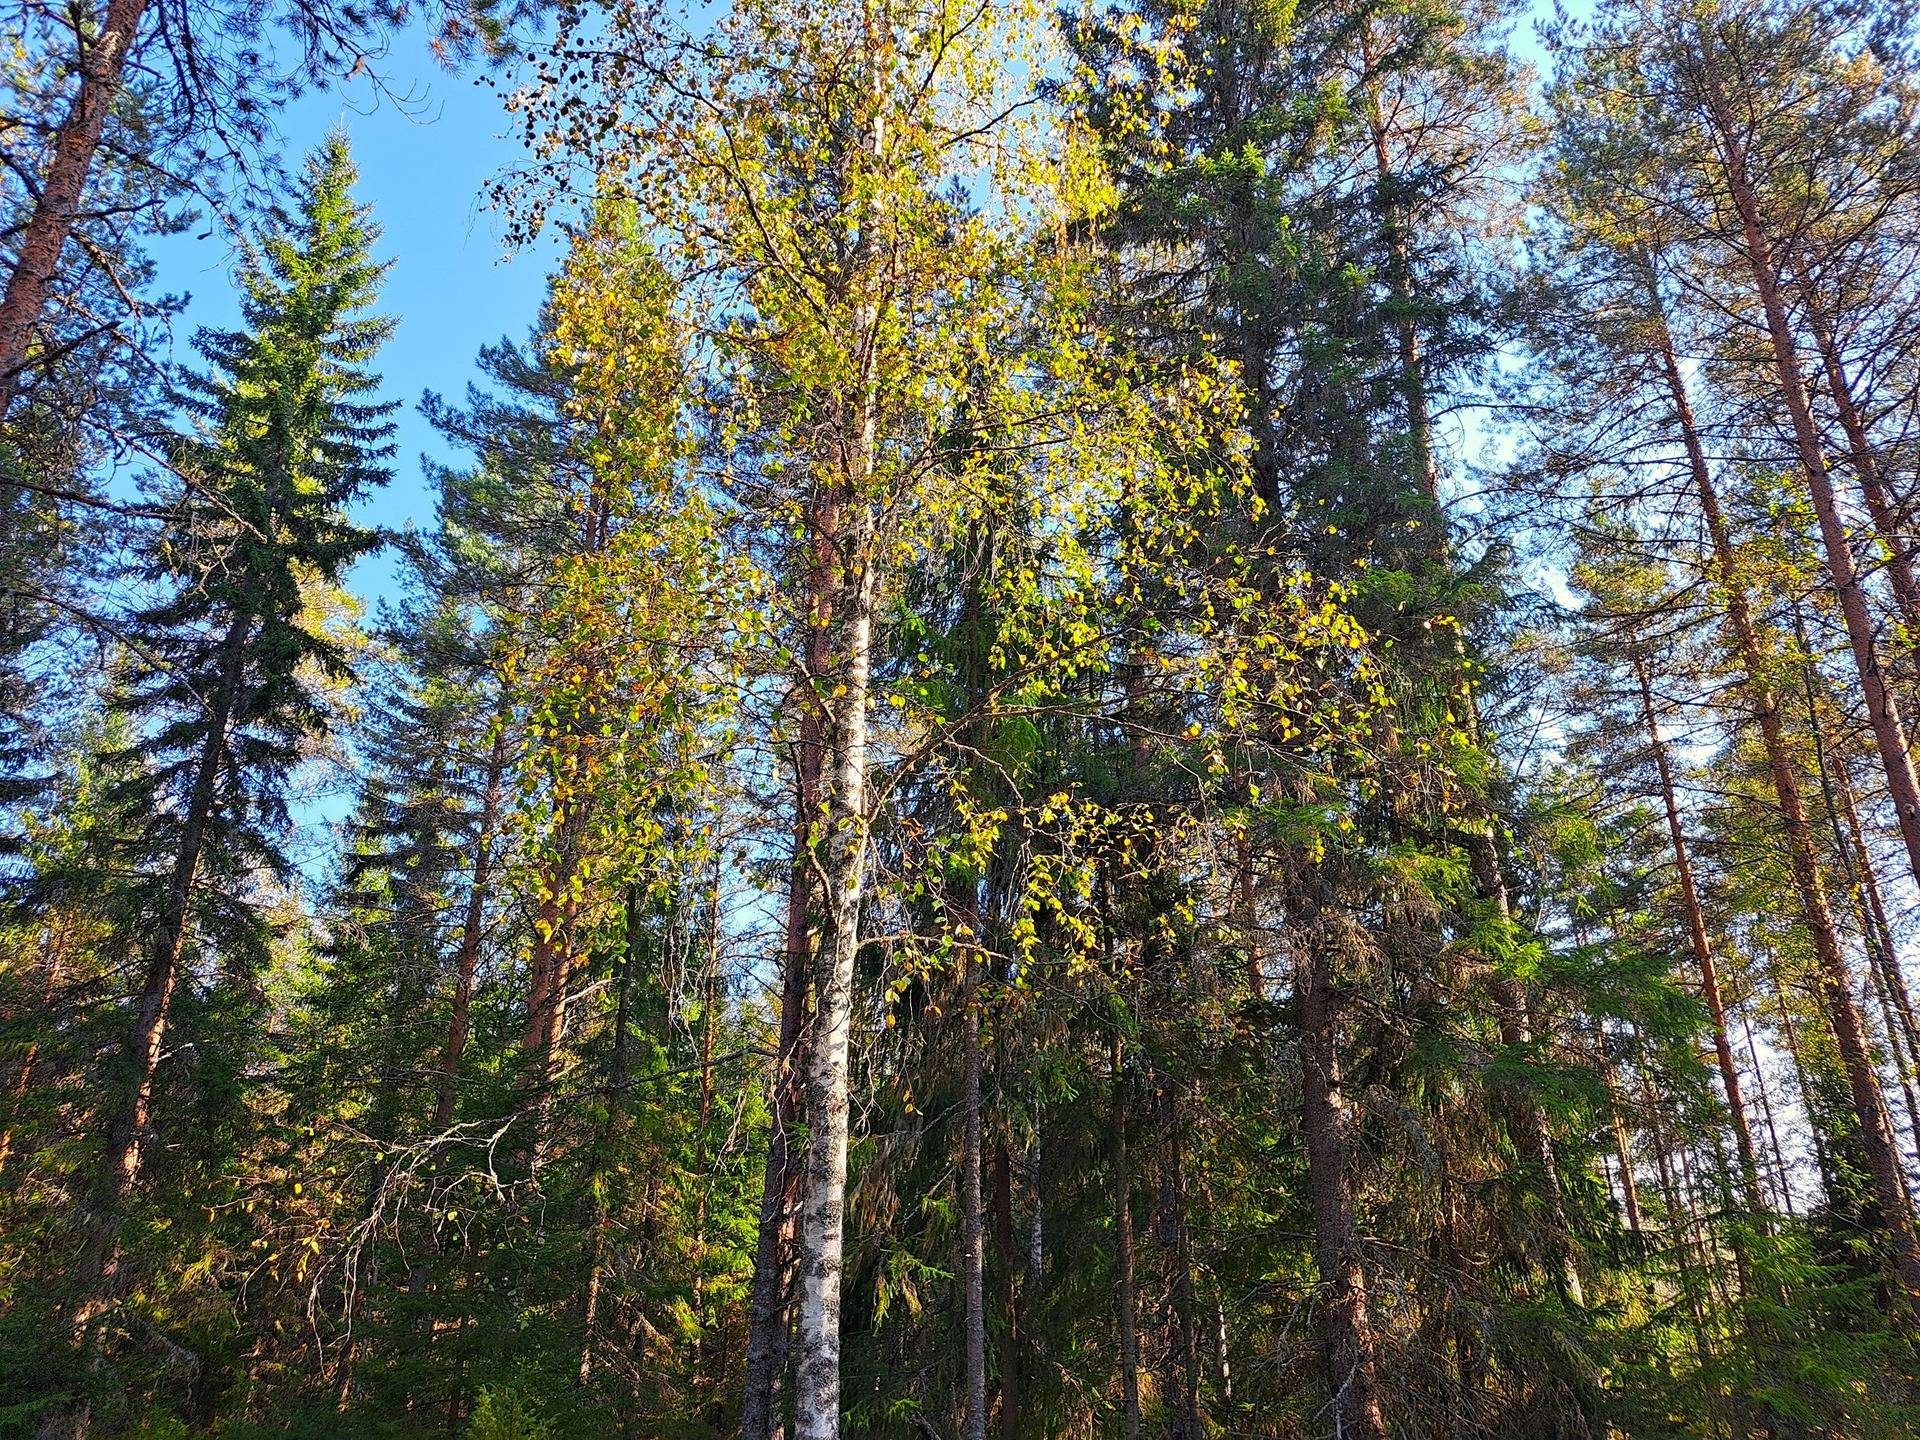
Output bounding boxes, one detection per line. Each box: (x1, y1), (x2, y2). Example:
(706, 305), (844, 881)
(71, 610), (249, 1339)
(433, 718), (510, 1132)
(1598, 1031), (1645, 1236)
(579, 889), (640, 1383)
(1151, 1077), (1203, 1440)
(1111, 1034), (1142, 1440)
(1289, 874), (1390, 1440)
(961, 941), (988, 1440)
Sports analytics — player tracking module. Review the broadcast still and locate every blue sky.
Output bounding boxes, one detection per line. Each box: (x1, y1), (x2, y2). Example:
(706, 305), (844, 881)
(143, 22), (562, 606)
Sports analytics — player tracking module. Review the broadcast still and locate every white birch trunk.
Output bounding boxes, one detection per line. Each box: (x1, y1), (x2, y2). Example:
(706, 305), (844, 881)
(792, 509), (877, 1439)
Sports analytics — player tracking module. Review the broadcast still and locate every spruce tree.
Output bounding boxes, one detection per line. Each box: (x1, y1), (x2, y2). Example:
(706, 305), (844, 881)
(72, 131), (394, 1336)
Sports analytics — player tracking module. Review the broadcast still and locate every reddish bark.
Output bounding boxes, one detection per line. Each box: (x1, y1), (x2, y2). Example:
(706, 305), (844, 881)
(0, 0), (149, 416)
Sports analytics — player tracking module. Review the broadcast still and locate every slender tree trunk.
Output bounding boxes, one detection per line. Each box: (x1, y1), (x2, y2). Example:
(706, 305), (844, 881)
(0, 1035), (34, 1182)
(1794, 265), (1920, 670)
(521, 790), (591, 1164)
(1599, 1032), (1645, 1236)
(1111, 1035), (1141, 1440)
(1362, 30), (1439, 511)
(1470, 841), (1586, 1307)
(741, 497), (838, 1440)
(579, 892), (638, 1384)
(99, 610), (247, 1199)
(1639, 1048), (1717, 1373)
(1235, 831), (1265, 1000)
(1799, 615), (1920, 1172)
(1211, 1281), (1232, 1407)
(1700, 46), (1920, 904)
(523, 817), (584, 1079)
(990, 1132), (1025, 1438)
(0, 913), (69, 1178)
(1863, 937), (1920, 1174)
(961, 946), (988, 1440)
(433, 718), (510, 1132)
(1741, 1010), (1795, 1217)
(337, 943), (441, 1408)
(1026, 1124), (1043, 1291)
(1376, 117), (1583, 1296)
(1631, 653), (1765, 1211)
(1834, 760), (1920, 1082)
(1152, 1080), (1203, 1440)
(0, 0), (148, 417)
(1291, 881), (1390, 1440)
(1645, 262), (1920, 1302)
(1770, 958), (1837, 1199)
(70, 611), (247, 1345)
(692, 863), (721, 1401)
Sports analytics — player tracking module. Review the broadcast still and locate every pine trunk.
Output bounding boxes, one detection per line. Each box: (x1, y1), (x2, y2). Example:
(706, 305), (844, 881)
(1701, 42), (1920, 907)
(0, 0), (148, 416)
(1632, 653), (1765, 1211)
(1794, 267), (1920, 671)
(1646, 262), (1920, 1302)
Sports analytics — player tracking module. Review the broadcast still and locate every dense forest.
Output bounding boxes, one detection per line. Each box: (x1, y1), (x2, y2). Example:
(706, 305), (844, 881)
(3, 0), (1920, 1434)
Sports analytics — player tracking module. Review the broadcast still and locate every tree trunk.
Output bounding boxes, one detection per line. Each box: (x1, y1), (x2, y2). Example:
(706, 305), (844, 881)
(0, 913), (69, 1178)
(792, 496), (878, 1440)
(522, 810), (584, 1085)
(1646, 256), (1920, 1303)
(1793, 263), (1920, 673)
(1362, 28), (1440, 512)
(1471, 840), (1586, 1308)
(1598, 1032), (1644, 1236)
(579, 891), (639, 1384)
(1151, 1080), (1203, 1440)
(1798, 614), (1920, 1171)
(1111, 1036), (1141, 1440)
(991, 1133), (1024, 1438)
(741, 489), (838, 1440)
(433, 717), (510, 1132)
(0, 0), (148, 417)
(1025, 1124), (1043, 1293)
(73, 609), (249, 1336)
(1700, 41), (1920, 906)
(1833, 759), (1920, 1089)
(1631, 653), (1765, 1212)
(1741, 1010), (1795, 1217)
(692, 863), (722, 1402)
(1291, 882), (1390, 1440)
(1770, 957), (1837, 1200)
(961, 946), (988, 1440)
